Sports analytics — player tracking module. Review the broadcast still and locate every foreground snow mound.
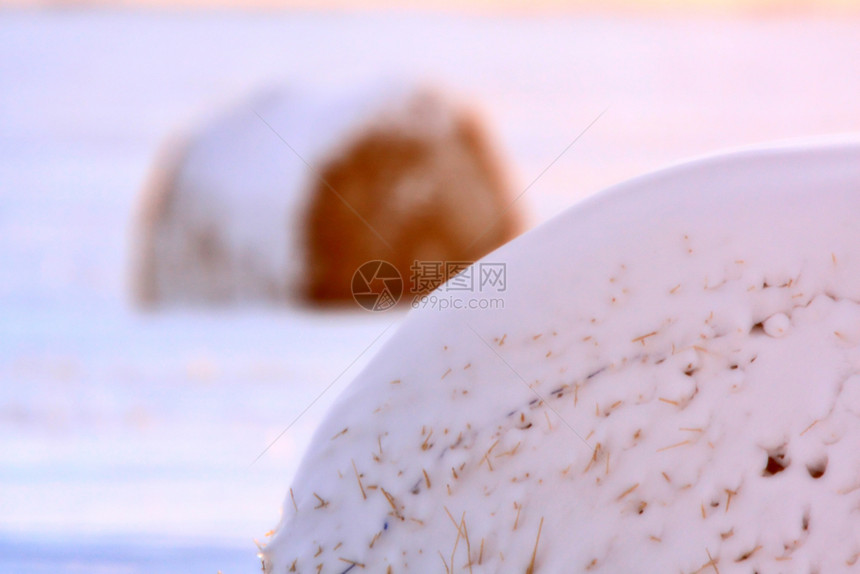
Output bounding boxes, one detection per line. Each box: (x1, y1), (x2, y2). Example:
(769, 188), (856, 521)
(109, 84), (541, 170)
(263, 141), (860, 573)
(132, 81), (521, 307)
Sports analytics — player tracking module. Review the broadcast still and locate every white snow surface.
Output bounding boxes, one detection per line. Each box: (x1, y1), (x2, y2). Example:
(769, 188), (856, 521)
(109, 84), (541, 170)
(264, 141), (860, 573)
(4, 9), (860, 574)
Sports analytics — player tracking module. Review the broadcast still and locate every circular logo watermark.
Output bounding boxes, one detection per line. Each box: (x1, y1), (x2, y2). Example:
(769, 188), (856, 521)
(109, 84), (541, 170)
(351, 260), (403, 311)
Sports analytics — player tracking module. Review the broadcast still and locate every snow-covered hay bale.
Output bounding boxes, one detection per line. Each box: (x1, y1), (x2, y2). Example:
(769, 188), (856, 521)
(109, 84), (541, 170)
(132, 84), (521, 307)
(262, 140), (860, 572)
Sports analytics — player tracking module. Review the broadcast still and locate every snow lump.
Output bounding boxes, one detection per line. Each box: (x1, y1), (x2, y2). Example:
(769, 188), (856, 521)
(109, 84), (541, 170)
(262, 140), (860, 573)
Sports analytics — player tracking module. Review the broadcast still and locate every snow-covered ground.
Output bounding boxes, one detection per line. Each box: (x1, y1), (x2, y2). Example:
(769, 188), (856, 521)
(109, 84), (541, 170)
(2, 8), (860, 572)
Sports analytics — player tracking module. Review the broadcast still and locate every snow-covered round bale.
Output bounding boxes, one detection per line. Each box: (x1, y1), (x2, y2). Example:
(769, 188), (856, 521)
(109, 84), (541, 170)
(262, 140), (860, 573)
(132, 84), (521, 307)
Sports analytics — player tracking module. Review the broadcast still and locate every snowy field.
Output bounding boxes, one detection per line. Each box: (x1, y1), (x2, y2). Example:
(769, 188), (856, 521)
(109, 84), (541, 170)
(1, 8), (859, 573)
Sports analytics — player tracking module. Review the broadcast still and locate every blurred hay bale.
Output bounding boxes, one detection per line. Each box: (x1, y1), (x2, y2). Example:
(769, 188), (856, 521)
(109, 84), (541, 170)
(131, 82), (523, 308)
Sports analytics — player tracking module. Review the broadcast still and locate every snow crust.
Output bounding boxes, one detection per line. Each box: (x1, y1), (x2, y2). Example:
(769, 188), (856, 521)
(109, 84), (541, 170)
(263, 140), (860, 573)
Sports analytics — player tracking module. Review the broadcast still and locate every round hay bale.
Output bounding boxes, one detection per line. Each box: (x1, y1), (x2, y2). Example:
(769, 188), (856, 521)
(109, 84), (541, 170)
(131, 83), (523, 308)
(260, 139), (860, 573)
